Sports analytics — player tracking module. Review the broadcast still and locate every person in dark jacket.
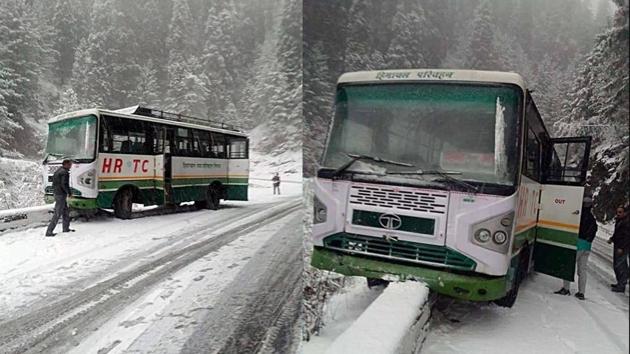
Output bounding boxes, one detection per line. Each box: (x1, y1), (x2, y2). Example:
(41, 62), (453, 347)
(608, 205), (630, 292)
(555, 197), (598, 300)
(272, 173), (281, 195)
(45, 159), (75, 237)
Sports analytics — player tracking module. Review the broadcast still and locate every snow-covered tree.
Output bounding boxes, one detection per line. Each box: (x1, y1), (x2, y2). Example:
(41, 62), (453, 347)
(50, 0), (79, 86)
(54, 87), (82, 115)
(165, 0), (206, 116)
(386, 1), (430, 68)
(135, 60), (161, 108)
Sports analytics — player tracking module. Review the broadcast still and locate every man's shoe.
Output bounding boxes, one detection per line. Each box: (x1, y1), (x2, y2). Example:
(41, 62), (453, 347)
(575, 292), (585, 300)
(611, 286), (626, 293)
(62, 229), (76, 233)
(554, 288), (570, 295)
(45, 233), (56, 237)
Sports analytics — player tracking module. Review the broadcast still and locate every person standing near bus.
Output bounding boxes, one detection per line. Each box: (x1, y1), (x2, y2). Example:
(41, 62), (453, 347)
(272, 173), (281, 195)
(608, 205), (630, 293)
(45, 159), (75, 237)
(554, 197), (597, 300)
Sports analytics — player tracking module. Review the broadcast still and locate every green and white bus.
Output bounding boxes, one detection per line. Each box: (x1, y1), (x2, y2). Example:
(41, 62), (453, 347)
(43, 106), (249, 219)
(311, 69), (591, 307)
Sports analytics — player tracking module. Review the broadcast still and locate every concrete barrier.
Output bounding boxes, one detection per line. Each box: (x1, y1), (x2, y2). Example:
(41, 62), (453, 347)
(0, 204), (53, 233)
(326, 281), (431, 354)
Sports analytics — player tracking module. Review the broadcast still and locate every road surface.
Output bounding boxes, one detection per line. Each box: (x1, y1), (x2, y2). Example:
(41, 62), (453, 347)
(0, 188), (303, 354)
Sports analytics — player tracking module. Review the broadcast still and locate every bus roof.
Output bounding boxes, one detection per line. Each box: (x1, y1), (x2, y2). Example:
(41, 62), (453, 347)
(338, 69), (526, 90)
(48, 108), (248, 138)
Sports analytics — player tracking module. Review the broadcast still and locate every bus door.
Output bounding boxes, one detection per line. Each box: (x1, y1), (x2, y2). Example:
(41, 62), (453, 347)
(534, 137), (591, 281)
(163, 128), (175, 206)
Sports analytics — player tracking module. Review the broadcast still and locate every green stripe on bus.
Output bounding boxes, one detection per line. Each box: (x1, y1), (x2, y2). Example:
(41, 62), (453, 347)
(536, 227), (577, 247)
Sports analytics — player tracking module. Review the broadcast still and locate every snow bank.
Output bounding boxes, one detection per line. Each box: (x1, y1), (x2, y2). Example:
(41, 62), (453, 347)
(0, 204), (52, 232)
(0, 157), (44, 210)
(326, 281), (430, 354)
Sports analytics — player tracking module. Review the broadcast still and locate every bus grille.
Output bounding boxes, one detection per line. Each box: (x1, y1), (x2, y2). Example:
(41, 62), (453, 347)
(323, 233), (476, 271)
(349, 185), (448, 214)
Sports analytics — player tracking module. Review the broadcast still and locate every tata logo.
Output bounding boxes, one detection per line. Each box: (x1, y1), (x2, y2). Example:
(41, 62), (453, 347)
(378, 213), (402, 230)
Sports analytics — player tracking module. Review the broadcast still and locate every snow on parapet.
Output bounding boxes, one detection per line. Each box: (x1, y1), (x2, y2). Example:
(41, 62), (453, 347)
(338, 69), (526, 90)
(326, 281), (430, 354)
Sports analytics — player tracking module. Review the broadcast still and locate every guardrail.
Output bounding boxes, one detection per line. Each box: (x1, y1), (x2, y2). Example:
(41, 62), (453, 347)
(0, 204), (54, 233)
(326, 282), (432, 354)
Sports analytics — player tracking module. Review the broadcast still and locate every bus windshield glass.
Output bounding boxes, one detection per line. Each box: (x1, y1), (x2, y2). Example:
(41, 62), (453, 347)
(46, 115), (97, 162)
(323, 83), (521, 186)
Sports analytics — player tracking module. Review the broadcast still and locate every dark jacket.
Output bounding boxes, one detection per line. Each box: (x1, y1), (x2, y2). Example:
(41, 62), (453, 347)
(52, 167), (71, 196)
(272, 175), (280, 186)
(611, 215), (630, 250)
(578, 207), (598, 243)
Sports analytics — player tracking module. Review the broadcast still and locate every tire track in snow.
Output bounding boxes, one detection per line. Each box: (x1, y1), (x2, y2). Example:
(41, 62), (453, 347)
(0, 200), (301, 354)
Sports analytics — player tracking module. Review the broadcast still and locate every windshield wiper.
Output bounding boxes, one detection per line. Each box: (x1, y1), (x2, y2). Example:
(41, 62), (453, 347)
(331, 153), (414, 178)
(43, 152), (64, 163)
(387, 169), (479, 193)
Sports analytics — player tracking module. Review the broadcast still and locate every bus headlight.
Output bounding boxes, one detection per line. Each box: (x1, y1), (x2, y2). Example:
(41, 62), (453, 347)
(493, 231), (508, 244)
(471, 212), (514, 253)
(78, 169), (96, 189)
(474, 229), (491, 243)
(314, 196), (327, 224)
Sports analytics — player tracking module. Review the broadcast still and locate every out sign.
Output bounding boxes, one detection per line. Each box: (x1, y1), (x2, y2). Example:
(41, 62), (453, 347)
(554, 198), (566, 205)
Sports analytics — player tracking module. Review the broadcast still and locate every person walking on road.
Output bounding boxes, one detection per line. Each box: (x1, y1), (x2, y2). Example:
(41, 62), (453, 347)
(554, 197), (598, 300)
(272, 173), (281, 195)
(608, 205), (629, 293)
(45, 159), (75, 237)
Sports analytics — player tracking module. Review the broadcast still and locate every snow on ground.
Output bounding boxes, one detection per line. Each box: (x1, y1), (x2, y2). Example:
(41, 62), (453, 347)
(302, 277), (384, 353)
(424, 272), (629, 354)
(68, 211), (300, 354)
(0, 157), (43, 210)
(0, 180), (300, 319)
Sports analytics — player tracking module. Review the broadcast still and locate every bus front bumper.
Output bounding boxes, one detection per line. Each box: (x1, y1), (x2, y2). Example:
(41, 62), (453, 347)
(45, 195), (99, 210)
(311, 247), (509, 302)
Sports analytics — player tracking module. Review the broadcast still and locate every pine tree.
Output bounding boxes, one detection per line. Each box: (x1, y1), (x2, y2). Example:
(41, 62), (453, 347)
(135, 60), (161, 107)
(386, 0), (430, 69)
(202, 0), (238, 120)
(165, 0), (206, 116)
(50, 0), (79, 85)
(0, 67), (21, 155)
(54, 87), (81, 115)
(345, 0), (376, 71)
(467, 0), (502, 70)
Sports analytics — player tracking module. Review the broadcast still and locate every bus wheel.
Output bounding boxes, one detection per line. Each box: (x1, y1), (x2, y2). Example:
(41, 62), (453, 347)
(494, 281), (519, 308)
(206, 187), (220, 210)
(114, 188), (133, 219)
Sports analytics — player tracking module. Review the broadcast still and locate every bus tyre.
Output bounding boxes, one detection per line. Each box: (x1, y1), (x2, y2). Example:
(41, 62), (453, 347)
(206, 188), (220, 210)
(114, 188), (133, 219)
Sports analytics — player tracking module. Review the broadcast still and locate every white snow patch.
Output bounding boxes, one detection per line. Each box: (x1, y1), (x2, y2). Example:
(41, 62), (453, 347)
(326, 281), (429, 354)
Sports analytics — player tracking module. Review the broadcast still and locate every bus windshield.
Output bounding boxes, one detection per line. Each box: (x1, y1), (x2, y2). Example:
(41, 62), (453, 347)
(323, 83), (522, 187)
(46, 115), (97, 162)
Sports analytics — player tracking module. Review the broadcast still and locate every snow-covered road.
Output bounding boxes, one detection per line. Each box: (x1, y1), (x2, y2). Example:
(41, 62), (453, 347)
(0, 184), (303, 354)
(424, 271), (629, 354)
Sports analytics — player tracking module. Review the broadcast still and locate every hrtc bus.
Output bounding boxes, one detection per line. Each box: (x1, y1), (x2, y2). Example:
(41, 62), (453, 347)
(311, 69), (591, 307)
(43, 106), (249, 219)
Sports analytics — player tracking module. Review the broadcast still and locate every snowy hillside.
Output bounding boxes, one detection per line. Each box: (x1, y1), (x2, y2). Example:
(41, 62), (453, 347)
(0, 158), (44, 210)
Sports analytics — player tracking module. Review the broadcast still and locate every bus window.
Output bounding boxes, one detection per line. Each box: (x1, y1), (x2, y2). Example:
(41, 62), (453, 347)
(104, 116), (148, 154)
(524, 128), (540, 180)
(210, 133), (226, 158)
(175, 128), (192, 156)
(99, 118), (112, 153)
(228, 137), (248, 159)
(193, 130), (211, 157)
